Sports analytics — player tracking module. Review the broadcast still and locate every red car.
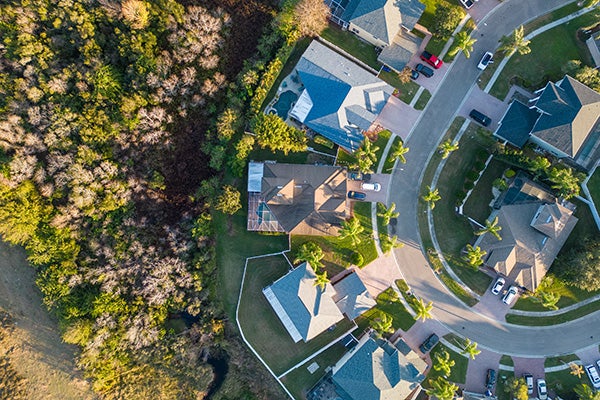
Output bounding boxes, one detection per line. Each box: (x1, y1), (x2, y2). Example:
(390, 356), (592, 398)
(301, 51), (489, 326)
(420, 51), (443, 69)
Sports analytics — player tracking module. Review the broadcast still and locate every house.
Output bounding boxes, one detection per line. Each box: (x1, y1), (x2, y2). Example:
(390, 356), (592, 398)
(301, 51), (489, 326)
(332, 270), (377, 320)
(288, 40), (393, 152)
(262, 262), (344, 343)
(494, 75), (600, 171)
(331, 333), (427, 400)
(247, 161), (348, 236)
(325, 0), (426, 72)
(475, 177), (578, 292)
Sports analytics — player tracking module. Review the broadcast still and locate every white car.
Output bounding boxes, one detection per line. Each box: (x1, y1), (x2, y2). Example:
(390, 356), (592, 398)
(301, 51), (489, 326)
(361, 182), (381, 192)
(478, 52), (494, 70)
(586, 364), (600, 389)
(491, 277), (505, 295)
(502, 285), (518, 305)
(537, 379), (547, 400)
(460, 0), (474, 9)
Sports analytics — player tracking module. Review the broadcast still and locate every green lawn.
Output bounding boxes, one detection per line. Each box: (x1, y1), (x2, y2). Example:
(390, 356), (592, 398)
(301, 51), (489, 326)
(281, 343), (347, 400)
(506, 298), (600, 326)
(588, 167), (600, 217)
(545, 368), (583, 400)
(355, 287), (417, 334)
(336, 130), (392, 170)
(320, 24), (380, 69)
(523, 2), (582, 35)
(544, 354), (579, 368)
(463, 158), (509, 225)
(496, 370), (515, 400)
(238, 255), (357, 375)
(378, 70), (421, 104)
(423, 343), (469, 387)
(414, 89), (432, 111)
(499, 355), (514, 367)
(382, 136), (402, 174)
(490, 9), (600, 99)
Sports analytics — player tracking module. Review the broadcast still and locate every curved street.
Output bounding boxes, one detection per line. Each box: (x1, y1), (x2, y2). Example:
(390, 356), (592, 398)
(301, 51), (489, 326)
(389, 0), (600, 357)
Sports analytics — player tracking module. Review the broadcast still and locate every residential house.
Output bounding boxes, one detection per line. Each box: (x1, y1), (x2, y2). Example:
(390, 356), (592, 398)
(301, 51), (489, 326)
(325, 0), (426, 72)
(494, 75), (600, 171)
(331, 270), (377, 320)
(247, 161), (348, 235)
(289, 40), (394, 152)
(331, 333), (427, 400)
(262, 262), (344, 343)
(475, 176), (578, 292)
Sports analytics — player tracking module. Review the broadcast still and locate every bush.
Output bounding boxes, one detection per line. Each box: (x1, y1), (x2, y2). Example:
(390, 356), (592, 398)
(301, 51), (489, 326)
(313, 134), (334, 149)
(467, 170), (480, 181)
(474, 160), (486, 171)
(432, 1), (465, 39)
(396, 279), (410, 293)
(493, 178), (508, 191)
(456, 190), (467, 202)
(504, 169), (516, 178)
(477, 149), (489, 161)
(464, 181), (474, 191)
(350, 251), (364, 266)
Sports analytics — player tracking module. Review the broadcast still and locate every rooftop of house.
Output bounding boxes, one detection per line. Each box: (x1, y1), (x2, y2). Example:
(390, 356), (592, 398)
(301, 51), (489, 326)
(377, 30), (423, 72)
(332, 271), (377, 320)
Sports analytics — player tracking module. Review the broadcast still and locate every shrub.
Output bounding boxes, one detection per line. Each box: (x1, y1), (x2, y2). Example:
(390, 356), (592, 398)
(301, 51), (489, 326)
(504, 169), (516, 178)
(350, 251), (364, 266)
(313, 134), (334, 149)
(464, 181), (474, 191)
(493, 178), (508, 191)
(467, 170), (479, 181)
(477, 149), (489, 161)
(396, 279), (410, 293)
(474, 160), (486, 171)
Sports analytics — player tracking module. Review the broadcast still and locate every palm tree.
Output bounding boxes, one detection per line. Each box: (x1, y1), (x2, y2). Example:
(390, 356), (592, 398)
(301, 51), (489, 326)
(528, 156), (551, 181)
(548, 167), (581, 199)
(313, 270), (330, 290)
(371, 311), (394, 336)
(438, 139), (459, 159)
(463, 244), (486, 269)
(476, 216), (502, 241)
(389, 141), (409, 165)
(412, 297), (433, 322)
(381, 234), (404, 255)
(448, 31), (477, 58)
(398, 66), (414, 84)
(353, 139), (379, 173)
(498, 25), (531, 56)
(426, 377), (458, 400)
(294, 242), (324, 269)
(423, 186), (441, 210)
(433, 350), (456, 378)
(538, 290), (560, 311)
(574, 384), (600, 400)
(461, 338), (481, 360)
(569, 363), (584, 378)
(339, 217), (364, 246)
(377, 202), (399, 226)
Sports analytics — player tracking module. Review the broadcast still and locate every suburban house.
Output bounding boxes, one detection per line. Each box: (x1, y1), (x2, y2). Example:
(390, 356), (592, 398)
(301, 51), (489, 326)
(494, 75), (600, 171)
(247, 161), (348, 236)
(263, 262), (344, 343)
(331, 333), (427, 400)
(331, 270), (377, 320)
(288, 40), (394, 152)
(325, 0), (426, 72)
(475, 175), (578, 292)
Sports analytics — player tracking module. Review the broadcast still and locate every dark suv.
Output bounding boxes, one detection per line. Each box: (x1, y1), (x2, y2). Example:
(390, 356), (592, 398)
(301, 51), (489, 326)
(469, 109), (492, 127)
(419, 333), (439, 353)
(486, 369), (497, 390)
(415, 63), (434, 78)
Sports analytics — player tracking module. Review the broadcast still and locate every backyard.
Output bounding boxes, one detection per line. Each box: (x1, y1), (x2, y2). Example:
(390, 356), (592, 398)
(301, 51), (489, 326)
(237, 254), (357, 375)
(588, 167), (600, 217)
(462, 158), (510, 225)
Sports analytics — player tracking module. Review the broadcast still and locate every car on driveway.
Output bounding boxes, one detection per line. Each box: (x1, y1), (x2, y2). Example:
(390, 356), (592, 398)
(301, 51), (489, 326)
(585, 364), (600, 389)
(502, 285), (519, 305)
(460, 0), (474, 9)
(420, 51), (443, 69)
(478, 51), (494, 70)
(347, 191), (366, 200)
(419, 333), (439, 353)
(524, 374), (534, 395)
(469, 109), (492, 127)
(537, 379), (548, 400)
(361, 182), (381, 192)
(415, 63), (434, 78)
(411, 69), (419, 80)
(491, 277), (505, 295)
(486, 369), (497, 390)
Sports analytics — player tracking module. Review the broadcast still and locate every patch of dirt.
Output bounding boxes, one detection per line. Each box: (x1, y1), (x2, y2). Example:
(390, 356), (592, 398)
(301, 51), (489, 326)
(0, 240), (97, 400)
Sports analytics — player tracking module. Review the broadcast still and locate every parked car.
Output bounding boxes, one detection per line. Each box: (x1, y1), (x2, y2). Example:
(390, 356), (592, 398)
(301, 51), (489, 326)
(347, 191), (366, 200)
(349, 172), (371, 181)
(361, 182), (381, 192)
(486, 369), (497, 390)
(537, 379), (548, 400)
(420, 51), (443, 69)
(524, 374), (534, 395)
(502, 285), (519, 305)
(491, 277), (505, 295)
(460, 0), (474, 9)
(419, 333), (439, 353)
(585, 364), (600, 389)
(469, 109), (492, 127)
(478, 51), (494, 70)
(411, 69), (420, 80)
(415, 63), (434, 78)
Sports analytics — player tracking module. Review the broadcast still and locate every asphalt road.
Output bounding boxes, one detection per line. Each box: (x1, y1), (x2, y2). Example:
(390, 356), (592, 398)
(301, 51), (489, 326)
(389, 0), (600, 357)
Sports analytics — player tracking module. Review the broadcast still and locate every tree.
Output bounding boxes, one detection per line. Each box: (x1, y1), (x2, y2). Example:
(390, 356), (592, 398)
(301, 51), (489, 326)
(293, 0), (330, 37)
(461, 338), (481, 360)
(498, 25), (531, 56)
(433, 350), (456, 378)
(432, 1), (465, 39)
(463, 244), (486, 269)
(438, 139), (459, 159)
(574, 384), (600, 400)
(339, 217), (364, 246)
(294, 242), (324, 269)
(381, 234), (404, 255)
(555, 237), (600, 291)
(548, 167), (582, 199)
(476, 216), (502, 241)
(313, 270), (330, 290)
(528, 156), (551, 181)
(353, 139), (380, 173)
(505, 377), (529, 400)
(389, 141), (409, 165)
(575, 65), (600, 92)
(371, 311), (394, 336)
(423, 186), (441, 210)
(412, 298), (433, 322)
(252, 113), (307, 155)
(398, 66), (414, 84)
(215, 185), (242, 215)
(569, 363), (584, 378)
(448, 31), (477, 58)
(537, 290), (560, 310)
(121, 0), (150, 30)
(377, 202), (399, 226)
(426, 377), (458, 400)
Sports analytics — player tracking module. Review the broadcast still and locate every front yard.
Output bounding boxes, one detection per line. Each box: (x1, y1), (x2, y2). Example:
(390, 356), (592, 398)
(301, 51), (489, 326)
(422, 342), (469, 387)
(355, 287), (416, 334)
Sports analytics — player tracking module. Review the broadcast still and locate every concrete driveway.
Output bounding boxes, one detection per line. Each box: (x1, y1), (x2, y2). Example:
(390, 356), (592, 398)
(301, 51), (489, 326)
(347, 173), (391, 203)
(458, 85), (507, 131)
(472, 286), (512, 321)
(375, 96), (421, 141)
(464, 348), (501, 393)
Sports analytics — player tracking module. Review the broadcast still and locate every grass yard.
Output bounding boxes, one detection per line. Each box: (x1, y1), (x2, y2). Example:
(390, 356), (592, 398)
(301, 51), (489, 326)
(336, 129), (392, 170)
(495, 370), (515, 400)
(423, 343), (469, 387)
(499, 355), (514, 367)
(238, 255), (357, 375)
(281, 343), (347, 400)
(587, 167), (600, 217)
(463, 158), (509, 225)
(355, 287), (417, 335)
(506, 298), (600, 326)
(561, 198), (599, 253)
(414, 89), (432, 111)
(320, 24), (380, 70)
(523, 2), (581, 35)
(545, 368), (582, 400)
(544, 354), (579, 368)
(382, 136), (402, 174)
(378, 70), (421, 104)
(490, 9), (600, 99)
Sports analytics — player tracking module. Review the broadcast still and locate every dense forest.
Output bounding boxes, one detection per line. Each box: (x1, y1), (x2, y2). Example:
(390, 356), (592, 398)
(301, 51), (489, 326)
(0, 0), (322, 397)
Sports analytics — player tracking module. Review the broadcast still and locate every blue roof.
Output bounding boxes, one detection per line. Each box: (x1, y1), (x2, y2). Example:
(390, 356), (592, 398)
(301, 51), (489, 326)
(494, 100), (539, 147)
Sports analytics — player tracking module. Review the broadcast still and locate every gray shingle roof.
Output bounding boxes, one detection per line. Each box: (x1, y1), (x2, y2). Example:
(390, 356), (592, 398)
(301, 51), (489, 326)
(332, 271), (377, 320)
(378, 31), (422, 72)
(264, 262), (344, 342)
(494, 100), (539, 147)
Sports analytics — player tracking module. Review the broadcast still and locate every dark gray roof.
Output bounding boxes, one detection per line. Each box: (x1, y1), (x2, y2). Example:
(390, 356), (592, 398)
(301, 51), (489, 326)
(378, 31), (422, 72)
(264, 262), (344, 342)
(494, 100), (538, 148)
(332, 271), (377, 320)
(397, 0), (426, 31)
(333, 335), (426, 400)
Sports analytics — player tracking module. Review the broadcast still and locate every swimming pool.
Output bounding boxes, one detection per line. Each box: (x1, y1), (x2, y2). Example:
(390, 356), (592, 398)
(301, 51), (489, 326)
(273, 90), (298, 119)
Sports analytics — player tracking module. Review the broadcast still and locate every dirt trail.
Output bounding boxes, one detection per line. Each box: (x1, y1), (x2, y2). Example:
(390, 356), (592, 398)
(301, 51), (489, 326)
(0, 240), (97, 399)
